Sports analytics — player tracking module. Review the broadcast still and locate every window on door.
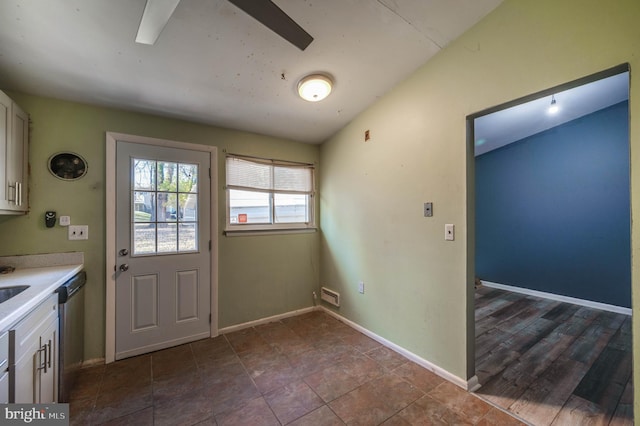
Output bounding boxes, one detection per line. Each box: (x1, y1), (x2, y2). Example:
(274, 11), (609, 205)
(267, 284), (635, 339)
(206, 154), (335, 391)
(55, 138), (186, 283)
(225, 154), (315, 233)
(132, 158), (199, 254)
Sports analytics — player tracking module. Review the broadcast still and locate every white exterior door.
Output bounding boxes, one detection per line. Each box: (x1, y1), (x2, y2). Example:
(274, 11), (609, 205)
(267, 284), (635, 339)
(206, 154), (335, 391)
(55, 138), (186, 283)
(115, 141), (211, 360)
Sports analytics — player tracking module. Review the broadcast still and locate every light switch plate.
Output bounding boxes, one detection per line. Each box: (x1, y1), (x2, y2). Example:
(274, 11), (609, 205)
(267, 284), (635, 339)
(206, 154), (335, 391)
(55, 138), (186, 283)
(424, 202), (433, 217)
(445, 224), (454, 241)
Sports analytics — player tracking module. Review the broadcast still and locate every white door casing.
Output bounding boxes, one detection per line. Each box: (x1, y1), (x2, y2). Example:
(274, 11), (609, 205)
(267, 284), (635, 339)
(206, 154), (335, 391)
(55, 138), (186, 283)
(106, 132), (218, 363)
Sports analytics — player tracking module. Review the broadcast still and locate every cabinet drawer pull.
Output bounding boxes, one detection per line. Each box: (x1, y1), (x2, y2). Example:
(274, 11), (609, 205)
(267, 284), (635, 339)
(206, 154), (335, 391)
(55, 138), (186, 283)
(6, 182), (22, 205)
(36, 346), (47, 372)
(47, 340), (52, 370)
(7, 183), (16, 203)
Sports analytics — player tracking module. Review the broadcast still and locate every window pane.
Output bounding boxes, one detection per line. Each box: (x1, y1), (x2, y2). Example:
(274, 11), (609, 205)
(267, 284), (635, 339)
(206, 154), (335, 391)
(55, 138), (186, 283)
(133, 191), (155, 222)
(134, 223), (156, 254)
(157, 162), (178, 192)
(179, 164), (198, 193)
(179, 223), (197, 251)
(229, 189), (270, 224)
(157, 223), (177, 253)
(180, 194), (197, 222)
(131, 159), (201, 256)
(133, 159), (156, 190)
(274, 193), (308, 223)
(157, 193), (177, 222)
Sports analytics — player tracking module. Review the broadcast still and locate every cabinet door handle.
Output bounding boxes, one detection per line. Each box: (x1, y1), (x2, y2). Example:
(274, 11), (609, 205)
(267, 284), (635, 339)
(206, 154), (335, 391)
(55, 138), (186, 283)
(7, 182), (23, 206)
(7, 183), (16, 203)
(47, 340), (52, 370)
(36, 346), (47, 372)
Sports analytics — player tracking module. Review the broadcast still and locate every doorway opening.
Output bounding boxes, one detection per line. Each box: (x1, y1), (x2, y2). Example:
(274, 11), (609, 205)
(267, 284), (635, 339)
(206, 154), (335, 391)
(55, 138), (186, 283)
(467, 64), (632, 424)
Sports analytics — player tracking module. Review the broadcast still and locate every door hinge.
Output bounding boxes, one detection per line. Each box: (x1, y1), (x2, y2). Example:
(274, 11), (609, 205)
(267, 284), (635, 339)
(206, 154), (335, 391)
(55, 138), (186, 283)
(209, 168), (211, 179)
(209, 313), (212, 324)
(209, 240), (211, 251)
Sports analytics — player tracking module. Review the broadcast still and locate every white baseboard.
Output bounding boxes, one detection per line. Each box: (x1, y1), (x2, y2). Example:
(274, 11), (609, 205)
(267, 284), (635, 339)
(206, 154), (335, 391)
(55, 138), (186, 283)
(217, 306), (317, 334)
(218, 305), (478, 390)
(319, 307), (479, 391)
(82, 358), (105, 368)
(481, 280), (632, 316)
(102, 304), (479, 392)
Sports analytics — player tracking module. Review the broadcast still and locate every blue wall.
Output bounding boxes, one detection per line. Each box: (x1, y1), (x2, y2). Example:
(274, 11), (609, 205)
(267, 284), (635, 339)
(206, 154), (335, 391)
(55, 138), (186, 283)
(475, 101), (630, 308)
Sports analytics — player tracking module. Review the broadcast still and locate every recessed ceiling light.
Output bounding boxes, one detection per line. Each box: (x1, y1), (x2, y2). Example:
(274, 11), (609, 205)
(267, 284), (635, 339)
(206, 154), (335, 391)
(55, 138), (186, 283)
(298, 74), (333, 102)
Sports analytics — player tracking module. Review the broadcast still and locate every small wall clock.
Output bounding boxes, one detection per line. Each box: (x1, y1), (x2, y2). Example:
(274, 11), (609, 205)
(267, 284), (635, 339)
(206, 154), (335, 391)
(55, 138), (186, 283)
(48, 152), (88, 180)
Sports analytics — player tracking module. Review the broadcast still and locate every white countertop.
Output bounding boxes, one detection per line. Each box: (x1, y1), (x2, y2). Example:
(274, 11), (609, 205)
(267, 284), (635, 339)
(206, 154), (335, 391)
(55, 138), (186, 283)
(0, 264), (84, 331)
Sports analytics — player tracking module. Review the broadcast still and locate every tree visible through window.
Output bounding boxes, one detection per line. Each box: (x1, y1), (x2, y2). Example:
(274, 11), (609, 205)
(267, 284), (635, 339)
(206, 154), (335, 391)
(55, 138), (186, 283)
(225, 155), (315, 231)
(132, 158), (199, 254)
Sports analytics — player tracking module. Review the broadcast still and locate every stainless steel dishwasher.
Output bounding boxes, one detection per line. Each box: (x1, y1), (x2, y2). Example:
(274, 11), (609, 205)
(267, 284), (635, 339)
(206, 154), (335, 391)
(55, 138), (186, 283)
(55, 270), (86, 403)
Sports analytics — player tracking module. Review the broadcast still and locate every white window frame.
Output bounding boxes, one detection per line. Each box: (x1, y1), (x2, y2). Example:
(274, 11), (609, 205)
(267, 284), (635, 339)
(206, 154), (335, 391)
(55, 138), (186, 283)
(225, 154), (316, 235)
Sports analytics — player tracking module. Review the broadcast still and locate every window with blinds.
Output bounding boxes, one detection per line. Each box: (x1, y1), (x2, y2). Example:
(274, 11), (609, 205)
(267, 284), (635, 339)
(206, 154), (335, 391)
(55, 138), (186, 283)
(225, 155), (315, 232)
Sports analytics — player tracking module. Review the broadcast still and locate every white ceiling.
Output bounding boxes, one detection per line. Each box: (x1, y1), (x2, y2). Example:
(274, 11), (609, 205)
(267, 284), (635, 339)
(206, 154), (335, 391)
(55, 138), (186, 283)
(0, 0), (503, 144)
(474, 72), (630, 156)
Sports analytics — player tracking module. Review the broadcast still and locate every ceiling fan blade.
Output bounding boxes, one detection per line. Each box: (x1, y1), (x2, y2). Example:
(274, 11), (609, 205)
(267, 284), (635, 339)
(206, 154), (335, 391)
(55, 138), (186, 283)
(227, 0), (313, 51)
(136, 0), (181, 45)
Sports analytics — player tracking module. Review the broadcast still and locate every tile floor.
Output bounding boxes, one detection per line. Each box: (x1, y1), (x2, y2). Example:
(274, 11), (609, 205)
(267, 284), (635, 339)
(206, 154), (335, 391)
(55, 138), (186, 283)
(70, 311), (525, 425)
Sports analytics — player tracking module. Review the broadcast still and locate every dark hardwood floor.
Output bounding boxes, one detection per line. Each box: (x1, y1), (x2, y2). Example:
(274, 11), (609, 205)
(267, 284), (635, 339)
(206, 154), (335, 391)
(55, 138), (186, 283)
(474, 285), (633, 425)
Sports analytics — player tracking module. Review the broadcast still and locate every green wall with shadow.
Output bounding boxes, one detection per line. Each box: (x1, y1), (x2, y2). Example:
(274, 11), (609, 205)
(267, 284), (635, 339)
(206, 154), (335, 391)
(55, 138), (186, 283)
(0, 92), (320, 361)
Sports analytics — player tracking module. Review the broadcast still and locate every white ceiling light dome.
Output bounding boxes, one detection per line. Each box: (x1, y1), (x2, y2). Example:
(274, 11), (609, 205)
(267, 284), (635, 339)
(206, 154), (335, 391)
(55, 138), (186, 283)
(298, 74), (333, 102)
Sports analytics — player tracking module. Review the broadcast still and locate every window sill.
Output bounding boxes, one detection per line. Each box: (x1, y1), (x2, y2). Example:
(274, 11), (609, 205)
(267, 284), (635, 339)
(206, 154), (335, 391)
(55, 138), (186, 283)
(224, 227), (317, 237)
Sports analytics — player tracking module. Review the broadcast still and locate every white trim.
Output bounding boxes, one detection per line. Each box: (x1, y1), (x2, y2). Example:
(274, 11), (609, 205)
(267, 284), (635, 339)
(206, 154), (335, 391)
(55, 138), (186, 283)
(218, 305), (479, 390)
(81, 358), (106, 368)
(105, 132), (219, 364)
(217, 306), (317, 334)
(481, 280), (632, 316)
(319, 307), (480, 391)
(466, 375), (481, 392)
(105, 134), (116, 364)
(224, 228), (317, 237)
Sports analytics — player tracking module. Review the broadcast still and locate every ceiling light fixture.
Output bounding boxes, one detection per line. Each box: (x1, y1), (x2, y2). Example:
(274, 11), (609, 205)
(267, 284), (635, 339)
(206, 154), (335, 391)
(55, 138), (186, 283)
(298, 74), (333, 102)
(548, 95), (559, 114)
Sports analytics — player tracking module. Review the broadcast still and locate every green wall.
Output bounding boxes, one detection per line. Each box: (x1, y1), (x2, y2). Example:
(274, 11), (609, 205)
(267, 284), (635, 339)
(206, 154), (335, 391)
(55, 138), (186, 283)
(0, 93), (320, 360)
(320, 0), (640, 396)
(2, 0), (640, 416)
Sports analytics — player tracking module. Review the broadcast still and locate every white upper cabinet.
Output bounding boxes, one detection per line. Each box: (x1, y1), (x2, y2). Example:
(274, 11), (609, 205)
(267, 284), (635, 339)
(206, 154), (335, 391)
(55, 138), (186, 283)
(0, 90), (29, 214)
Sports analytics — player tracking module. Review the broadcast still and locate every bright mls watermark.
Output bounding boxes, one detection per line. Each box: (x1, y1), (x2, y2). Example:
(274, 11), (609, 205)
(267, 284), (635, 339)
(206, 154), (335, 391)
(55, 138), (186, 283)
(2, 405), (69, 425)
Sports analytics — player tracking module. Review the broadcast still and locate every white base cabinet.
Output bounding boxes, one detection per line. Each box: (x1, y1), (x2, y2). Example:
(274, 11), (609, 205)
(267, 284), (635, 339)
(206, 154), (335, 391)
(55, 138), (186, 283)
(0, 332), (8, 403)
(9, 294), (58, 403)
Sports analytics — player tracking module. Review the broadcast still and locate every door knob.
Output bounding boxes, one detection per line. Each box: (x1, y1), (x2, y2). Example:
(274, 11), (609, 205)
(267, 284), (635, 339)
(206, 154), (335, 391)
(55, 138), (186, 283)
(119, 264), (129, 272)
(119, 249), (129, 256)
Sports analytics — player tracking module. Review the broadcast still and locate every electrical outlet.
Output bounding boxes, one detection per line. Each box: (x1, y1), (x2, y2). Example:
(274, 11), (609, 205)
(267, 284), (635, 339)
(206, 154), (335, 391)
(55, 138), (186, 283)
(68, 225), (89, 240)
(358, 281), (365, 294)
